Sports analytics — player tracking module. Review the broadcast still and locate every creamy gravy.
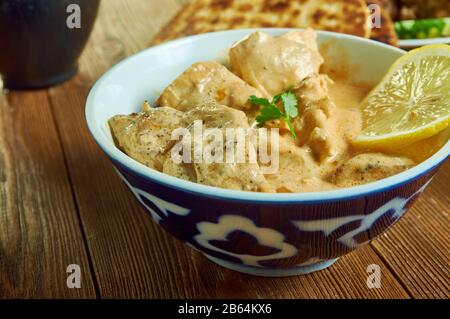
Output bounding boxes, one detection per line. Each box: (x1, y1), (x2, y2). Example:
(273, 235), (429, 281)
(109, 30), (417, 193)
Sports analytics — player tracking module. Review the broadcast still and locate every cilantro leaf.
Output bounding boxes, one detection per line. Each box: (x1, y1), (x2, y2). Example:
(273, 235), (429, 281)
(281, 91), (298, 118)
(248, 95), (273, 108)
(248, 89), (299, 141)
(255, 103), (284, 127)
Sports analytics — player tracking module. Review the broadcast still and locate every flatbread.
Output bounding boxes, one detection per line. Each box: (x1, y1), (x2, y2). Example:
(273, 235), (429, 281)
(151, 0), (371, 44)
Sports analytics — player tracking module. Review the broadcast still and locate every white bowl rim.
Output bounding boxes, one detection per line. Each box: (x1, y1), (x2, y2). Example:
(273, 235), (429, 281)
(86, 28), (450, 203)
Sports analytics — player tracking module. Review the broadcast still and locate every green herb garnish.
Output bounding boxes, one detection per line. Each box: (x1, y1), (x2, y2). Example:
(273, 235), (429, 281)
(249, 89), (299, 141)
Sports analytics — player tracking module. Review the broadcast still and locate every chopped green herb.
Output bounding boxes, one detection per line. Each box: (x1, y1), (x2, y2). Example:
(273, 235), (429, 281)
(248, 95), (273, 109)
(248, 89), (299, 141)
(254, 102), (283, 126)
(281, 91), (298, 118)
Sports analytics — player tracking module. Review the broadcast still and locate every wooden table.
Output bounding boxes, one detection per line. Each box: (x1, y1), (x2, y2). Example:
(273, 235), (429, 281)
(0, 0), (448, 299)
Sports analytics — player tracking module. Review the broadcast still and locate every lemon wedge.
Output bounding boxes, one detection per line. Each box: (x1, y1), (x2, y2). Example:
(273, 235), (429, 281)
(353, 44), (450, 150)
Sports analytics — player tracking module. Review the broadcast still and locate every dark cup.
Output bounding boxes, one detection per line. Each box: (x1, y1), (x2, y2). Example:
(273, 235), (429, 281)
(0, 0), (100, 89)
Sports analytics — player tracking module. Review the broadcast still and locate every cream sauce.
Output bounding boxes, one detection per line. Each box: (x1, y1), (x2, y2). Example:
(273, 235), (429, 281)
(109, 30), (417, 193)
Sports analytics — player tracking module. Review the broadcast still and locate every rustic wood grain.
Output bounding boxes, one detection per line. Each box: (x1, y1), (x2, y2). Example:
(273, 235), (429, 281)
(193, 244), (410, 298)
(0, 91), (96, 298)
(371, 161), (450, 299)
(44, 0), (414, 298)
(78, 0), (190, 82)
(1, 0), (445, 299)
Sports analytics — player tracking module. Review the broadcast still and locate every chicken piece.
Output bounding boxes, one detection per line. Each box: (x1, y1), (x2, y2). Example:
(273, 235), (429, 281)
(174, 101), (270, 192)
(108, 106), (185, 171)
(229, 30), (324, 97)
(189, 104), (270, 192)
(183, 100), (251, 129)
(162, 157), (196, 182)
(280, 29), (321, 51)
(192, 129), (271, 192)
(330, 153), (415, 187)
(292, 74), (340, 162)
(156, 61), (262, 115)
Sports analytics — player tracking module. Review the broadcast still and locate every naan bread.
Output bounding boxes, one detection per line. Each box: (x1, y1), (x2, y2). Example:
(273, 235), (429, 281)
(151, 0), (398, 46)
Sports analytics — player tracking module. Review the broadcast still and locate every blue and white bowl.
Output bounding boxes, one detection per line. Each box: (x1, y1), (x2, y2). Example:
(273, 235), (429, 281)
(86, 29), (450, 277)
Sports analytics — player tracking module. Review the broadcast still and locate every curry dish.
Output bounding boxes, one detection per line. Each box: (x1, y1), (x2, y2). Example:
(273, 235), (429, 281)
(109, 30), (416, 193)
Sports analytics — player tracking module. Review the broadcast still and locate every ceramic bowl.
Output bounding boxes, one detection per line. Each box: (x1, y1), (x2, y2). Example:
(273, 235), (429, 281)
(86, 29), (450, 277)
(0, 0), (100, 89)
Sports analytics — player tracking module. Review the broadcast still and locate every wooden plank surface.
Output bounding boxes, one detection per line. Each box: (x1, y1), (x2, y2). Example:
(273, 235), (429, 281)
(371, 161), (450, 299)
(1, 0), (448, 299)
(0, 91), (96, 298)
